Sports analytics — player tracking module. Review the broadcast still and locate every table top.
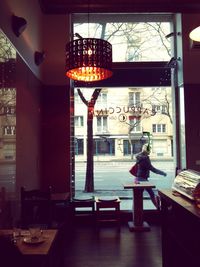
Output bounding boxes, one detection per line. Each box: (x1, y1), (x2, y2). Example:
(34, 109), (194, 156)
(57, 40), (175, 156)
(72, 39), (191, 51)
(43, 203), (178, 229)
(0, 229), (58, 255)
(159, 189), (200, 219)
(123, 182), (156, 189)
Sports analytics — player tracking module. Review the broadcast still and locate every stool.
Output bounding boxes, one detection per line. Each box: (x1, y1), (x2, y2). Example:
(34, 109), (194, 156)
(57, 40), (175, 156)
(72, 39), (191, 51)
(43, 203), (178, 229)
(95, 196), (121, 230)
(71, 196), (95, 214)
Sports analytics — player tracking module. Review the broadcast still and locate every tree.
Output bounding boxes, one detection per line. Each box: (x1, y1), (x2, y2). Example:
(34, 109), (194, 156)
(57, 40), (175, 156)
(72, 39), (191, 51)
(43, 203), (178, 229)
(77, 88), (101, 192)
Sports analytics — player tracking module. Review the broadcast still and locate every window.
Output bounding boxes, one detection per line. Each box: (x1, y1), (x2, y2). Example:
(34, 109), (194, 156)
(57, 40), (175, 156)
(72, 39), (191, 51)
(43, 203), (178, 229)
(75, 116), (84, 127)
(94, 138), (115, 155)
(129, 92), (141, 106)
(73, 13), (172, 62)
(72, 13), (177, 207)
(129, 117), (141, 132)
(123, 140), (143, 155)
(96, 116), (108, 133)
(152, 124), (166, 133)
(1, 105), (16, 115)
(0, 30), (16, 194)
(75, 139), (84, 155)
(3, 126), (16, 135)
(96, 92), (107, 105)
(152, 104), (167, 114)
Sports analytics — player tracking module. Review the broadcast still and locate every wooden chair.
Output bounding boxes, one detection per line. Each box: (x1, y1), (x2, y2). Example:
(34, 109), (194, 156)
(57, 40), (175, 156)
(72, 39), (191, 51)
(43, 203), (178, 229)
(71, 196), (95, 213)
(95, 196), (121, 230)
(0, 187), (6, 228)
(20, 187), (52, 228)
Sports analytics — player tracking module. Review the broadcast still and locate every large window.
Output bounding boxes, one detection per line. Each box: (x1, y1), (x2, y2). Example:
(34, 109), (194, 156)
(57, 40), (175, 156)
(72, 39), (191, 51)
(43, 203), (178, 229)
(72, 13), (177, 208)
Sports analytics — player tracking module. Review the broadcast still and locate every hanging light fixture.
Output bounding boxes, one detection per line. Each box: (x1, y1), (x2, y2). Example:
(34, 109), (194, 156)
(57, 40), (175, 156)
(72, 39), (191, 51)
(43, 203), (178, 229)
(65, 0), (113, 82)
(189, 26), (200, 42)
(66, 37), (113, 82)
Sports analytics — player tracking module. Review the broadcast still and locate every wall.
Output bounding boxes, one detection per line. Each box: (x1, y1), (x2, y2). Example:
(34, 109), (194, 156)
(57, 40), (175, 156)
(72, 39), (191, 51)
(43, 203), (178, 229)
(0, 1), (71, 196)
(41, 84), (71, 193)
(15, 56), (41, 196)
(0, 0), (70, 86)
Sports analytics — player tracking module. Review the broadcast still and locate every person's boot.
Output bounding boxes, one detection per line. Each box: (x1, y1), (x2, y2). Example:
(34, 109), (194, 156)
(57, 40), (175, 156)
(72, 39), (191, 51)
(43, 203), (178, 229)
(152, 195), (160, 210)
(155, 195), (160, 211)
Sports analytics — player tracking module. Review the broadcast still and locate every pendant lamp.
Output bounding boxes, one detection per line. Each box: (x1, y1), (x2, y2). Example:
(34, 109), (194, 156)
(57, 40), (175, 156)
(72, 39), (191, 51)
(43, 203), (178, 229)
(66, 37), (113, 82)
(189, 26), (200, 42)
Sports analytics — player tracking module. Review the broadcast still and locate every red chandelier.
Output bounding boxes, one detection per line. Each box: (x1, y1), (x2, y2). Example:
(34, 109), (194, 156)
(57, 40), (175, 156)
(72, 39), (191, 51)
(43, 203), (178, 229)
(66, 38), (113, 82)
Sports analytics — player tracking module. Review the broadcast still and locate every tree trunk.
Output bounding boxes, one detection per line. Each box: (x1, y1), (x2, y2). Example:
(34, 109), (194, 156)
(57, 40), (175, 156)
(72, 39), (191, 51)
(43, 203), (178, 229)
(84, 105), (94, 192)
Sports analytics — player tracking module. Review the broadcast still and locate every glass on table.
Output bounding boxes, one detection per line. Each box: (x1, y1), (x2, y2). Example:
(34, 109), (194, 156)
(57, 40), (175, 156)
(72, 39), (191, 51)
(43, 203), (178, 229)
(12, 227), (21, 243)
(29, 225), (42, 240)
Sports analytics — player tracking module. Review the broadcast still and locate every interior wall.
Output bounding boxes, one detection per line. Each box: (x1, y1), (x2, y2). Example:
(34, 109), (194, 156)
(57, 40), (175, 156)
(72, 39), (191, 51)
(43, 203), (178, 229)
(181, 14), (200, 171)
(15, 55), (41, 197)
(0, 0), (42, 79)
(41, 84), (70, 193)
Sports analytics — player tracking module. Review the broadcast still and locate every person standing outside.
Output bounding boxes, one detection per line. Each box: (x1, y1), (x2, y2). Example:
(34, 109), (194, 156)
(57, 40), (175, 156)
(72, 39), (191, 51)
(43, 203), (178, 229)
(135, 143), (167, 209)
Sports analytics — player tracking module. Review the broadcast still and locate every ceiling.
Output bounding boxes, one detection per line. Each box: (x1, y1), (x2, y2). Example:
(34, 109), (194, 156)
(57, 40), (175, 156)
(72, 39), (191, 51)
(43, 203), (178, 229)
(39, 0), (200, 14)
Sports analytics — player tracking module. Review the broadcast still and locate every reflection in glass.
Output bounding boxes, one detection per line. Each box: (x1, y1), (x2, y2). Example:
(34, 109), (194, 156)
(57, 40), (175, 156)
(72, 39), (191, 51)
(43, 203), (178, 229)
(0, 30), (16, 192)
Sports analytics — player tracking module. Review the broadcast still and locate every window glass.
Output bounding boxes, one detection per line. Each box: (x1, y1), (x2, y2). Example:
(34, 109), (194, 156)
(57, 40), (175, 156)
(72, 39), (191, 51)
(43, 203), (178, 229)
(72, 13), (176, 209)
(0, 30), (16, 192)
(74, 87), (175, 202)
(73, 13), (172, 62)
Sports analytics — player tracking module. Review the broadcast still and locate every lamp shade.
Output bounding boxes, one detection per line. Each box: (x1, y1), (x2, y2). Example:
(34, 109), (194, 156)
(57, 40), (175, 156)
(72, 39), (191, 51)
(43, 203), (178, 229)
(66, 38), (113, 82)
(189, 26), (200, 42)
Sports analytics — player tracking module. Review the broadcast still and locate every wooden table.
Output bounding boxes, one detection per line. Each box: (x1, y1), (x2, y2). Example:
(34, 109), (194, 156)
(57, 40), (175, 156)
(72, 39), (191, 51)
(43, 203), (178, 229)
(0, 229), (58, 266)
(158, 189), (200, 267)
(124, 182), (155, 231)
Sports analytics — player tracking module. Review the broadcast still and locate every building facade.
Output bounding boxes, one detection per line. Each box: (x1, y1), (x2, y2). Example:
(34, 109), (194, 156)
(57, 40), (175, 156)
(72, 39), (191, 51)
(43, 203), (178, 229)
(74, 86), (173, 161)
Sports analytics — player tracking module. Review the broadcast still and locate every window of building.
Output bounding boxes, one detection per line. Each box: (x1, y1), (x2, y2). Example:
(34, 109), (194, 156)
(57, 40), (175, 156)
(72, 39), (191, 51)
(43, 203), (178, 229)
(129, 92), (141, 106)
(75, 139), (84, 155)
(96, 116), (108, 133)
(75, 116), (84, 127)
(74, 92), (81, 103)
(129, 117), (141, 132)
(96, 92), (107, 105)
(3, 125), (16, 135)
(94, 138), (115, 155)
(123, 140), (143, 155)
(152, 124), (166, 133)
(152, 104), (167, 114)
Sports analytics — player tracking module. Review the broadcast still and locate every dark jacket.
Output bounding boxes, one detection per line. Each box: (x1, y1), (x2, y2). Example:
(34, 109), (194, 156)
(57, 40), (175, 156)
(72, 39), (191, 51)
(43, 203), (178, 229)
(136, 152), (166, 179)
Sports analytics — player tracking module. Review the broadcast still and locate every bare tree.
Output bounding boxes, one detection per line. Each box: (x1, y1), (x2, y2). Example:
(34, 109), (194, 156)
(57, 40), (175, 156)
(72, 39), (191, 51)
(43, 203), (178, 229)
(77, 88), (101, 192)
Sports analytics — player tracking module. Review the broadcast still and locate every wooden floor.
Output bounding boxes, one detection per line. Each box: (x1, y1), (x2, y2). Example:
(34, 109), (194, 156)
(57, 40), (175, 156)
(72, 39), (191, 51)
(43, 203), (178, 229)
(63, 221), (162, 267)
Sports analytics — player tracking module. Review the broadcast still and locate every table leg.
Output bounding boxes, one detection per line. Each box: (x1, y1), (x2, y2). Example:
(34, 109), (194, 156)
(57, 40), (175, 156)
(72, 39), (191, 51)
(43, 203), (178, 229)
(128, 188), (151, 232)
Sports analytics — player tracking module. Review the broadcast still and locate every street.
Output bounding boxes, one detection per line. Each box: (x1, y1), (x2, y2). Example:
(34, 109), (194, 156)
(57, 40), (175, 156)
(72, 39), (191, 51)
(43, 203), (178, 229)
(75, 160), (175, 196)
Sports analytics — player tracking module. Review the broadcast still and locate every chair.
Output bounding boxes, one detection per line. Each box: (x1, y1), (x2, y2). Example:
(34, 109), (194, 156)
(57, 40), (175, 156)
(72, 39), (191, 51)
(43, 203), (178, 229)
(71, 196), (95, 212)
(71, 196), (95, 223)
(0, 187), (6, 228)
(95, 196), (121, 230)
(20, 187), (52, 228)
